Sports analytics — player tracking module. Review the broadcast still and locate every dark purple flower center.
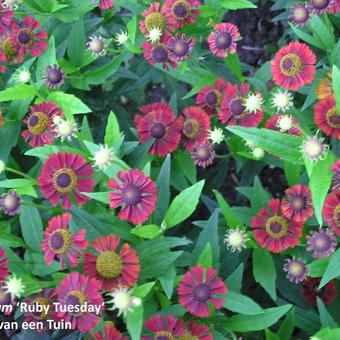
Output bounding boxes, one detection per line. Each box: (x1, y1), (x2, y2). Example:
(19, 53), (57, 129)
(215, 32), (232, 49)
(17, 29), (32, 45)
(150, 122), (166, 139)
(291, 196), (306, 211)
(65, 294), (80, 307)
(173, 39), (189, 57)
(230, 99), (245, 116)
(121, 185), (142, 205)
(29, 115), (39, 127)
(172, 1), (190, 18)
(311, 0), (330, 10)
(56, 172), (72, 188)
(49, 229), (72, 253)
(270, 222), (282, 233)
(265, 216), (288, 238)
(313, 233), (331, 251)
(193, 283), (211, 302)
(152, 46), (168, 63)
(50, 233), (64, 250)
(205, 90), (217, 106)
(47, 68), (63, 84)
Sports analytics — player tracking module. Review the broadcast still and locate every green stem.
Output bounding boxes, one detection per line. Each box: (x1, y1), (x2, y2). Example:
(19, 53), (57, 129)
(22, 202), (50, 210)
(5, 167), (35, 181)
(215, 154), (229, 159)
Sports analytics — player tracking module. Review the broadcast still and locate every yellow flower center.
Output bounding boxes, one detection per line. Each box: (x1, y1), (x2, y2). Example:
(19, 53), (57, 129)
(334, 204), (340, 227)
(326, 108), (340, 128)
(145, 12), (166, 32)
(52, 168), (78, 193)
(48, 229), (72, 254)
(279, 53), (302, 77)
(65, 290), (86, 317)
(96, 251), (122, 279)
(28, 112), (49, 135)
(179, 333), (199, 340)
(154, 331), (175, 340)
(183, 119), (200, 139)
(265, 216), (288, 238)
(31, 297), (49, 320)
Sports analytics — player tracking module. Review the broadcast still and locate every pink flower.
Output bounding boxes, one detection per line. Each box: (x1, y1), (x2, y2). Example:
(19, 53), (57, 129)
(163, 0), (201, 28)
(0, 247), (8, 281)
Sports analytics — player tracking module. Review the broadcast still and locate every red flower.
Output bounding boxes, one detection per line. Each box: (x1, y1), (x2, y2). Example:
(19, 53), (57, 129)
(93, 322), (128, 340)
(301, 277), (337, 306)
(10, 16), (47, 58)
(38, 152), (94, 210)
(134, 102), (182, 156)
(99, 0), (113, 10)
(265, 114), (302, 135)
(139, 2), (176, 35)
(251, 198), (304, 253)
(281, 184), (313, 222)
(271, 41), (316, 91)
(323, 190), (340, 236)
(163, 0), (201, 28)
(108, 169), (157, 224)
(219, 82), (263, 127)
(0, 247), (8, 281)
(41, 213), (87, 269)
(314, 95), (340, 139)
(142, 314), (185, 340)
(57, 272), (104, 333)
(183, 320), (213, 340)
(181, 106), (210, 151)
(178, 265), (227, 318)
(331, 160), (340, 191)
(207, 23), (240, 58)
(83, 235), (140, 291)
(0, 50), (6, 73)
(142, 33), (177, 71)
(22, 101), (63, 147)
(167, 33), (195, 62)
(23, 289), (60, 332)
(329, 0), (340, 13)
(196, 78), (226, 116)
(0, 6), (13, 35)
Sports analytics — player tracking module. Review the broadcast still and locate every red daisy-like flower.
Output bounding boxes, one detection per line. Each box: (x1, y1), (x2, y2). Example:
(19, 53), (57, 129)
(21, 101), (63, 147)
(314, 95), (340, 139)
(207, 23), (240, 58)
(142, 314), (185, 340)
(183, 320), (213, 340)
(323, 190), (340, 236)
(301, 277), (337, 306)
(38, 152), (95, 210)
(134, 102), (182, 156)
(163, 0), (201, 28)
(10, 16), (47, 58)
(99, 0), (113, 10)
(0, 247), (9, 281)
(0, 6), (13, 35)
(180, 106), (210, 151)
(271, 41), (316, 91)
(93, 322), (128, 340)
(23, 289), (60, 332)
(108, 169), (157, 224)
(331, 160), (340, 191)
(219, 82), (263, 127)
(139, 2), (176, 35)
(142, 33), (177, 71)
(328, 0), (340, 12)
(265, 114), (302, 135)
(41, 213), (88, 269)
(281, 184), (314, 222)
(178, 265), (227, 318)
(58, 272), (103, 333)
(196, 78), (226, 116)
(167, 33), (195, 62)
(83, 235), (140, 291)
(251, 198), (304, 253)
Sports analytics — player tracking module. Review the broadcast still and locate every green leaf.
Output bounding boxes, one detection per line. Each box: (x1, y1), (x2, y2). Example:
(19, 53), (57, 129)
(319, 248), (340, 288)
(159, 266), (176, 299)
(312, 328), (340, 340)
(0, 84), (35, 102)
(163, 180), (204, 229)
(284, 162), (302, 187)
(289, 23), (324, 49)
(307, 151), (334, 225)
(197, 243), (213, 267)
(81, 192), (110, 204)
(221, 0), (256, 10)
(224, 305), (292, 332)
(47, 91), (91, 120)
(277, 308), (295, 340)
(127, 16), (137, 44)
(226, 263), (244, 292)
(265, 329), (280, 340)
(131, 224), (161, 239)
(176, 151), (196, 184)
(332, 65), (340, 112)
(67, 17), (85, 66)
(224, 291), (263, 315)
(317, 297), (337, 328)
(227, 126), (303, 164)
(0, 179), (36, 188)
(19, 204), (43, 252)
(36, 36), (56, 80)
(309, 15), (335, 51)
(213, 190), (242, 228)
(104, 111), (121, 146)
(307, 258), (329, 277)
(225, 54), (243, 81)
(253, 248), (276, 300)
(125, 304), (143, 340)
(133, 282), (155, 298)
